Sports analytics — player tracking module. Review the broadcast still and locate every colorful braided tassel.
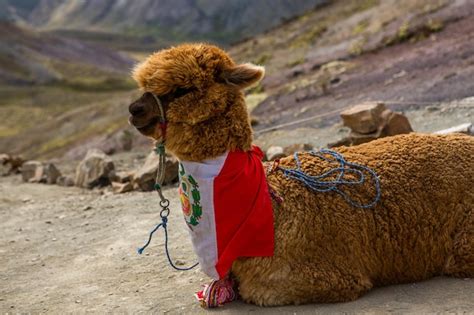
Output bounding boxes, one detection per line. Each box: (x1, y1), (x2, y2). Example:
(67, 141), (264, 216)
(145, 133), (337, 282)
(195, 277), (237, 308)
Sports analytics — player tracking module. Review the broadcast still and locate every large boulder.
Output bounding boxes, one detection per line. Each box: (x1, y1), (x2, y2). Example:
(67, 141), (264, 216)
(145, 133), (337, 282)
(133, 151), (178, 191)
(380, 109), (413, 136)
(21, 161), (61, 184)
(75, 149), (115, 188)
(331, 103), (413, 147)
(340, 102), (386, 134)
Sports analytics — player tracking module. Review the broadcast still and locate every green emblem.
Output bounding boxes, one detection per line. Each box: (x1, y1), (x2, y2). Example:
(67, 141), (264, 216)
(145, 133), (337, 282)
(178, 163), (202, 229)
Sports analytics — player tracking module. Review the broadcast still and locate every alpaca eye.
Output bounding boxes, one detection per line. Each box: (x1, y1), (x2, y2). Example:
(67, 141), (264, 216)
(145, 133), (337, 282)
(174, 87), (193, 99)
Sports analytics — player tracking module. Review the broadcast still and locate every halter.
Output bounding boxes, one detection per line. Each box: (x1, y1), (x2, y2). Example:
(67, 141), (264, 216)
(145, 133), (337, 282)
(137, 92), (199, 271)
(150, 93), (168, 141)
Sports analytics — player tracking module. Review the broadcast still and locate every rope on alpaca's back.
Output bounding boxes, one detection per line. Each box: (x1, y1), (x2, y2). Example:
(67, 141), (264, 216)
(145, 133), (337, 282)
(277, 149), (381, 208)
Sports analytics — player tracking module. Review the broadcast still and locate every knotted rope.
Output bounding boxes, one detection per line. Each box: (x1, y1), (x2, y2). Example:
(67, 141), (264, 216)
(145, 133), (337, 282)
(277, 149), (381, 208)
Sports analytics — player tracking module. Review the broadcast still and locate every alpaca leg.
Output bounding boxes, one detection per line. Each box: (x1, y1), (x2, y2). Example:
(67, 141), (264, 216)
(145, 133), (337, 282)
(236, 261), (373, 306)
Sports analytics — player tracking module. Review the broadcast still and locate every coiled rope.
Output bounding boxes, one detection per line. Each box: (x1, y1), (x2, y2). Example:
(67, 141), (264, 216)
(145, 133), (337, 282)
(278, 149), (381, 208)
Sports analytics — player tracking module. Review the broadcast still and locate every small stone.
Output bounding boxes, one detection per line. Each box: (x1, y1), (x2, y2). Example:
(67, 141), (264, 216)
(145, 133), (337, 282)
(82, 206), (92, 211)
(283, 143), (313, 156)
(434, 123), (473, 136)
(327, 137), (352, 148)
(21, 161), (43, 182)
(57, 176), (75, 187)
(21, 161), (61, 184)
(45, 220), (52, 224)
(112, 171), (134, 183)
(266, 146), (285, 161)
(112, 181), (133, 194)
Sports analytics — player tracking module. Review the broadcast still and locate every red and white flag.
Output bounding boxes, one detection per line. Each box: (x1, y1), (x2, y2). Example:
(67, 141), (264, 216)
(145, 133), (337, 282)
(178, 146), (274, 279)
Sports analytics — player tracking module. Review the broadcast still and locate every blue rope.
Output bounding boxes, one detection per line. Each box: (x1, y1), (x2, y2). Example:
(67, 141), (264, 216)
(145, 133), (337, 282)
(278, 149), (381, 208)
(137, 216), (199, 271)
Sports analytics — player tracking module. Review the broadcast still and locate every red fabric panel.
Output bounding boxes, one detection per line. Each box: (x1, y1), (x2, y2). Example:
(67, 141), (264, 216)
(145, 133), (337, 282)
(213, 146), (274, 278)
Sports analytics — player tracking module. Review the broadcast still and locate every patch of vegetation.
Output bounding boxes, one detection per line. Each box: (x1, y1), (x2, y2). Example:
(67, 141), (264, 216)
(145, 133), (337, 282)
(421, 1), (449, 16)
(349, 37), (367, 56)
(287, 57), (306, 67)
(290, 25), (327, 48)
(352, 19), (370, 35)
(61, 77), (135, 92)
(384, 19), (444, 47)
(353, 0), (380, 12)
(253, 53), (272, 65)
(247, 83), (264, 95)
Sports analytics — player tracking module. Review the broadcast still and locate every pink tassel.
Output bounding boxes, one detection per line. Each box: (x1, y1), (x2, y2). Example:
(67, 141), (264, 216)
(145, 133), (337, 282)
(195, 277), (237, 308)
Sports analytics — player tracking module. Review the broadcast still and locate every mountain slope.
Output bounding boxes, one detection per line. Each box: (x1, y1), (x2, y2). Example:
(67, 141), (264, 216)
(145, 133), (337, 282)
(28, 0), (327, 46)
(0, 22), (134, 86)
(229, 0), (474, 134)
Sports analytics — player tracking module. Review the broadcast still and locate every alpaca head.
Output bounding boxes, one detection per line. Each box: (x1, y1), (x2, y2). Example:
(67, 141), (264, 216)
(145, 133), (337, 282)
(128, 43), (264, 161)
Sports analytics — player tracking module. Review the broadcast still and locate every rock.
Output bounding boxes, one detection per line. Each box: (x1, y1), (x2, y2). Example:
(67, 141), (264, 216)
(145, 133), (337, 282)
(112, 171), (134, 183)
(283, 143), (314, 156)
(43, 163), (61, 184)
(75, 149), (115, 189)
(266, 146), (285, 161)
(133, 151), (178, 191)
(112, 181), (133, 194)
(380, 110), (413, 136)
(340, 102), (387, 134)
(349, 129), (384, 146)
(21, 161), (61, 184)
(101, 130), (134, 155)
(327, 137), (352, 148)
(1, 154), (24, 175)
(21, 161), (43, 182)
(434, 123), (473, 136)
(57, 176), (75, 187)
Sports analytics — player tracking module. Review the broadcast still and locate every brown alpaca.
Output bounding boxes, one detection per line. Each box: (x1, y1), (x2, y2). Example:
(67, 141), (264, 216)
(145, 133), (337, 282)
(129, 43), (473, 306)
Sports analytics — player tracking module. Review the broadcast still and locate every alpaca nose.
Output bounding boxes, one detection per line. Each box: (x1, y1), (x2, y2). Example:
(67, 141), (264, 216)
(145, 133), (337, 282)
(129, 102), (146, 116)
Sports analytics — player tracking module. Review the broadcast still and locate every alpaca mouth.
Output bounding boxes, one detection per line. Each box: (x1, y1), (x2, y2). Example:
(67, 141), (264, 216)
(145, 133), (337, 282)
(130, 116), (159, 131)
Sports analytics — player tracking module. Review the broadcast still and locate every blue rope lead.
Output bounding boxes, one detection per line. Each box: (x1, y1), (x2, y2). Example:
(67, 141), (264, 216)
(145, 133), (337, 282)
(278, 149), (381, 208)
(137, 216), (199, 271)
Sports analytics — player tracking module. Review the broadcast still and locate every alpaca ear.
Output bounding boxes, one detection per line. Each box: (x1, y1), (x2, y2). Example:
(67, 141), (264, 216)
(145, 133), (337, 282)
(220, 63), (265, 89)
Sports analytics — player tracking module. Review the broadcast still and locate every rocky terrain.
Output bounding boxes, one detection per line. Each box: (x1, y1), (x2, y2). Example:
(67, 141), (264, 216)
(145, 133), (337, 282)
(1, 0), (473, 313)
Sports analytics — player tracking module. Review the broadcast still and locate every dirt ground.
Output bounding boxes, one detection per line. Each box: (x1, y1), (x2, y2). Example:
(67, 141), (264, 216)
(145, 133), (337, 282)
(1, 100), (473, 314)
(1, 117), (474, 314)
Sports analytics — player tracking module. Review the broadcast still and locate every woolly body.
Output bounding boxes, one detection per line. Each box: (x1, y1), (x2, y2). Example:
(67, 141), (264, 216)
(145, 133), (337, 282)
(234, 133), (473, 305)
(130, 43), (473, 306)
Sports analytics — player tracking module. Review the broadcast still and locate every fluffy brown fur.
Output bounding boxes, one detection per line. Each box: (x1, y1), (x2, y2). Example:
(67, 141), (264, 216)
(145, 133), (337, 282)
(130, 43), (473, 306)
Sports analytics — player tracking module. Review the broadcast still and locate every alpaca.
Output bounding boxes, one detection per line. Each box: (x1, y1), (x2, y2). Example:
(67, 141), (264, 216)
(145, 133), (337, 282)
(129, 43), (473, 306)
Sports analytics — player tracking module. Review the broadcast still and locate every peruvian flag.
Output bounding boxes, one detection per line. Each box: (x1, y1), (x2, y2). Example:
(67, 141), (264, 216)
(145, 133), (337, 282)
(178, 145), (274, 279)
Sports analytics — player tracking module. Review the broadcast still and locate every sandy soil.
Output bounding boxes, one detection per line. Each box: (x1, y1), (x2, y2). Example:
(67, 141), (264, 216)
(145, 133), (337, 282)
(1, 171), (473, 314)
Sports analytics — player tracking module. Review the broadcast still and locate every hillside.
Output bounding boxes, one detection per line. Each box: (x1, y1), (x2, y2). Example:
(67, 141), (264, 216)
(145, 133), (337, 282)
(229, 0), (474, 139)
(9, 0), (327, 49)
(0, 0), (473, 160)
(0, 22), (137, 158)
